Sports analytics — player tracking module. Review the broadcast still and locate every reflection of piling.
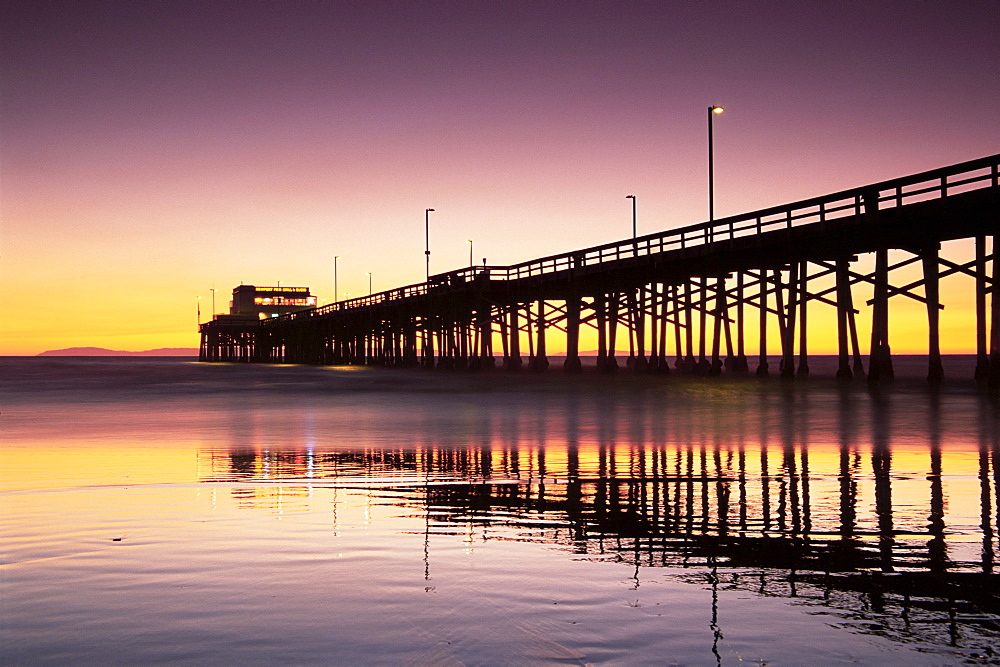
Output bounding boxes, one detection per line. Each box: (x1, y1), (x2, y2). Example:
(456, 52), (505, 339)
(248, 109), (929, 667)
(209, 382), (1000, 589)
(199, 385), (1000, 659)
(871, 393), (895, 572)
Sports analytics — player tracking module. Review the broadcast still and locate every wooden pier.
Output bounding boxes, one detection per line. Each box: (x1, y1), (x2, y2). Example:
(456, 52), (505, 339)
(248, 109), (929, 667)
(200, 154), (1000, 384)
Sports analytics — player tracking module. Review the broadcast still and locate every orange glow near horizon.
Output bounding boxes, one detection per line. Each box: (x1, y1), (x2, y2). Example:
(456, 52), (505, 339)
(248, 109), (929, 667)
(1, 236), (988, 357)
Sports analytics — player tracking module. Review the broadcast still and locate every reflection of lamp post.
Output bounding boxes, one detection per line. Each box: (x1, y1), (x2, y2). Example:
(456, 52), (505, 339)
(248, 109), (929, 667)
(465, 239), (473, 268)
(365, 272), (372, 296)
(625, 195), (636, 238)
(334, 256), (341, 303)
(708, 105), (724, 225)
(425, 208), (435, 280)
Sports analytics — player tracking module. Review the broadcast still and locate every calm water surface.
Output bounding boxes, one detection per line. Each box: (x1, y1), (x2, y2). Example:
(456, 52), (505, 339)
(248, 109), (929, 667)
(2, 357), (999, 665)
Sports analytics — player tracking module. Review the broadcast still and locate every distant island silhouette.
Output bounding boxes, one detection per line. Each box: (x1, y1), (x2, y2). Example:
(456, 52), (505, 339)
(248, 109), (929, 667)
(37, 347), (199, 357)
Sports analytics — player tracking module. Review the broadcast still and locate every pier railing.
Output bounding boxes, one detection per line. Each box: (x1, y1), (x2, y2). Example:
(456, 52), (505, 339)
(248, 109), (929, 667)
(269, 153), (999, 325)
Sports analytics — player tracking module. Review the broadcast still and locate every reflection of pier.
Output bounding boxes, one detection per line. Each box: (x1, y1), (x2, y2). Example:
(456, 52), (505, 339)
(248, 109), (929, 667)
(205, 431), (1000, 656)
(200, 382), (1000, 657)
(201, 155), (1000, 385)
(412, 441), (999, 575)
(205, 408), (1000, 575)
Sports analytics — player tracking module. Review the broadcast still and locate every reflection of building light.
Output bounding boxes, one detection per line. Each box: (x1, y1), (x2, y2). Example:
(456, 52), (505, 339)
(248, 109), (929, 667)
(464, 521), (475, 554)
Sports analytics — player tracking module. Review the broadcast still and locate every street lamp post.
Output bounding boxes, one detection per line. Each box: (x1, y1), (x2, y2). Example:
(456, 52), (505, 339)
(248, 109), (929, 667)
(197, 296), (202, 325)
(465, 239), (473, 268)
(625, 195), (636, 238)
(695, 105), (725, 375)
(210, 287), (216, 316)
(334, 256), (341, 303)
(425, 208), (435, 280)
(366, 272), (372, 296)
(708, 105), (724, 227)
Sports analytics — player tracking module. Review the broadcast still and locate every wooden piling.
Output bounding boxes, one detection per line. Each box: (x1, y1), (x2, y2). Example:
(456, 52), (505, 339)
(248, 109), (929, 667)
(835, 258), (853, 380)
(756, 271), (770, 377)
(564, 297), (582, 372)
(923, 245), (944, 384)
(975, 236), (989, 382)
(989, 235), (1000, 390)
(531, 301), (549, 371)
(868, 247), (894, 384)
(796, 261), (809, 378)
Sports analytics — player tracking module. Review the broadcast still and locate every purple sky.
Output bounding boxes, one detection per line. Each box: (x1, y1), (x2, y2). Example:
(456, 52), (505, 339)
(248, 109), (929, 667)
(2, 0), (998, 354)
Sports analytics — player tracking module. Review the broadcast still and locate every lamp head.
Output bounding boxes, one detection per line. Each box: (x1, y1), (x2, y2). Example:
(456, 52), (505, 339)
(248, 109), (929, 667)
(711, 106), (724, 114)
(626, 194), (635, 199)
(426, 208), (435, 212)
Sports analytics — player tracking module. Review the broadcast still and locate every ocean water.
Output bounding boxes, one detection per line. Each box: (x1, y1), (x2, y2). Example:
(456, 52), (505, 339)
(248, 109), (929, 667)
(2, 356), (998, 665)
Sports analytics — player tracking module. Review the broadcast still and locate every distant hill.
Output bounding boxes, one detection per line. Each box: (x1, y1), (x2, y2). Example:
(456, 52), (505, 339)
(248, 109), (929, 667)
(37, 347), (199, 357)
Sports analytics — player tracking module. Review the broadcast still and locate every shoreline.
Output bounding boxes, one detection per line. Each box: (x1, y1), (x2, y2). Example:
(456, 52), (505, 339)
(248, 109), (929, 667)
(0, 354), (992, 402)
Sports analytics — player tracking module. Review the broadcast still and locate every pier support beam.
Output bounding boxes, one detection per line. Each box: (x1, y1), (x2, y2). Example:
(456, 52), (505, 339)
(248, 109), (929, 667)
(756, 271), (770, 377)
(835, 258), (853, 380)
(989, 235), (1000, 390)
(421, 322), (434, 369)
(710, 276), (725, 376)
(672, 286), (684, 372)
(531, 301), (550, 371)
(625, 291), (636, 370)
(779, 264), (797, 380)
(865, 190), (893, 385)
(975, 236), (990, 382)
(796, 261), (810, 378)
(596, 294), (609, 372)
(923, 245), (944, 385)
(647, 284), (660, 372)
(733, 272), (749, 374)
(506, 305), (522, 370)
(696, 278), (710, 375)
(606, 293), (620, 372)
(682, 283), (696, 373)
(482, 305), (495, 368)
(868, 248), (894, 385)
(633, 287), (647, 372)
(656, 284), (671, 374)
(564, 297), (582, 373)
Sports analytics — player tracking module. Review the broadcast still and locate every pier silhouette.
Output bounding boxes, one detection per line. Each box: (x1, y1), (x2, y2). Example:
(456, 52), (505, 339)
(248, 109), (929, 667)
(201, 154), (999, 385)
